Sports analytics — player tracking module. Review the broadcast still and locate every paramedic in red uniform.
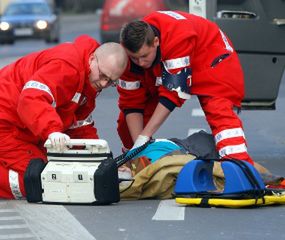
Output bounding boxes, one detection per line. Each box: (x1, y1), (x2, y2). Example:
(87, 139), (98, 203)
(0, 35), (128, 199)
(117, 11), (254, 164)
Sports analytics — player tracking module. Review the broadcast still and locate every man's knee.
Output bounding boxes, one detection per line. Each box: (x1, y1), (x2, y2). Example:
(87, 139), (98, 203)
(24, 158), (46, 203)
(0, 164), (25, 199)
(0, 165), (15, 199)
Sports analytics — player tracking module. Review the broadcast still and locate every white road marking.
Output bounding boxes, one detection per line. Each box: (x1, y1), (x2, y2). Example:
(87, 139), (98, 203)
(0, 233), (35, 239)
(0, 224), (28, 229)
(191, 108), (205, 117)
(188, 108), (206, 136)
(0, 209), (17, 213)
(187, 128), (206, 136)
(0, 201), (96, 240)
(0, 216), (23, 221)
(152, 199), (185, 221)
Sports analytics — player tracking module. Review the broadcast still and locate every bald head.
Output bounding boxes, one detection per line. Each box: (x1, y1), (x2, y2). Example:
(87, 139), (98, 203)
(94, 42), (128, 80)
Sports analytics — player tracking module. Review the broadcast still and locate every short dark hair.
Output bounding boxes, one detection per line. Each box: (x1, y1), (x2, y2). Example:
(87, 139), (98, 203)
(120, 20), (155, 53)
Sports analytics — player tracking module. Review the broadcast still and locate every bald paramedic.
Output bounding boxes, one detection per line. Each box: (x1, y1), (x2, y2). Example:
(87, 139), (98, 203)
(0, 35), (128, 199)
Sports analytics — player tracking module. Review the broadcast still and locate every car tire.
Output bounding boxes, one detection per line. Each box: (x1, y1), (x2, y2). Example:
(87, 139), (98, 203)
(7, 39), (15, 44)
(0, 39), (14, 44)
(45, 28), (60, 44)
(45, 35), (52, 43)
(53, 36), (60, 43)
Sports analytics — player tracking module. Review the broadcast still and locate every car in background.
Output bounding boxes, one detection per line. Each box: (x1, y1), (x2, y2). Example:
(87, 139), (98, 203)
(102, 0), (283, 110)
(100, 0), (188, 43)
(0, 0), (60, 44)
(189, 0), (284, 110)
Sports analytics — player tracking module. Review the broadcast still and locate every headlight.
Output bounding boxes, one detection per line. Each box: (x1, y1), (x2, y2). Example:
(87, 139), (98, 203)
(35, 20), (48, 30)
(0, 22), (10, 31)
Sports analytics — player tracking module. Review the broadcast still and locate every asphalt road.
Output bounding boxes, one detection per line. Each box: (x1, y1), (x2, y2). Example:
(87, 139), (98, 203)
(0, 12), (285, 240)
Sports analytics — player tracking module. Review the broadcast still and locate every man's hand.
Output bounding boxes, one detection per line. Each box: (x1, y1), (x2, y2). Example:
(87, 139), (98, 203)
(132, 135), (150, 149)
(48, 132), (70, 152)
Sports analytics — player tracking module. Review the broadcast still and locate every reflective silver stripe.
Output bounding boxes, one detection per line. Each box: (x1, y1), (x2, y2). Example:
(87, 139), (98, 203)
(9, 170), (23, 199)
(215, 127), (245, 144)
(23, 80), (56, 107)
(69, 114), (93, 129)
(219, 29), (233, 52)
(79, 96), (87, 106)
(158, 11), (186, 20)
(72, 92), (81, 104)
(163, 56), (190, 70)
(155, 77), (162, 86)
(118, 79), (140, 90)
(219, 143), (247, 157)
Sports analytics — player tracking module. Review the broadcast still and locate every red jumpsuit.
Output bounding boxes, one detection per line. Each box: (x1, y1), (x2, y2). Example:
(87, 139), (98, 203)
(117, 11), (253, 164)
(0, 35), (100, 199)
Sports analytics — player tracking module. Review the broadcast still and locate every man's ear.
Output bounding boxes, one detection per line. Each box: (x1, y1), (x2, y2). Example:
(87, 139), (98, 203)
(153, 36), (160, 47)
(89, 54), (94, 65)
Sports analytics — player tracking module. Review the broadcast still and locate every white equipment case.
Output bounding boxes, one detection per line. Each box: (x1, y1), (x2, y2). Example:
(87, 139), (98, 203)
(41, 139), (120, 204)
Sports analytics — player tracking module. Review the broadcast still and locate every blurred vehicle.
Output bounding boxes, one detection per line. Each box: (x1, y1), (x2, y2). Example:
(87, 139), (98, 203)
(61, 0), (104, 13)
(100, 0), (166, 43)
(0, 0), (60, 44)
(189, 0), (285, 110)
(100, 0), (188, 43)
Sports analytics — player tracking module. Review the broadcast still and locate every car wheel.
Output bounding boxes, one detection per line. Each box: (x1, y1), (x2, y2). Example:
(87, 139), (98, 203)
(53, 36), (60, 43)
(45, 35), (52, 43)
(7, 39), (15, 44)
(0, 39), (14, 44)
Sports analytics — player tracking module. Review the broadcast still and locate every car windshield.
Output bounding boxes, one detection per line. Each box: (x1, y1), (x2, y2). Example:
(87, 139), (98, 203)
(4, 3), (51, 16)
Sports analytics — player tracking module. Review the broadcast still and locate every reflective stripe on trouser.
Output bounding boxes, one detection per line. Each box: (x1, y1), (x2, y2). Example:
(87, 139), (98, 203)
(0, 147), (46, 199)
(199, 96), (254, 164)
(0, 125), (47, 199)
(0, 166), (25, 199)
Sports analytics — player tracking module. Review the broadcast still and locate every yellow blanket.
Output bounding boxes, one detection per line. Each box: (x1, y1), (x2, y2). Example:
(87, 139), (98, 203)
(120, 154), (276, 200)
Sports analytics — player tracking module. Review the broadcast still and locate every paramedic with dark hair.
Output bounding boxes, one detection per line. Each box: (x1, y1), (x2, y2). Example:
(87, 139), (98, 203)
(117, 11), (254, 165)
(0, 35), (128, 199)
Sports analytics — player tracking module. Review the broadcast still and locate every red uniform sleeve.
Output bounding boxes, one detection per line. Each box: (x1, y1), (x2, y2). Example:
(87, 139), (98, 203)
(117, 65), (147, 111)
(158, 86), (185, 107)
(65, 125), (99, 139)
(17, 60), (80, 140)
(162, 29), (195, 107)
(145, 11), (196, 107)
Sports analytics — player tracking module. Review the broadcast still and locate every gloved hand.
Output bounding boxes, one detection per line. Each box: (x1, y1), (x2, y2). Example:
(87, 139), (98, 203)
(132, 135), (150, 149)
(48, 132), (70, 152)
(118, 165), (133, 187)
